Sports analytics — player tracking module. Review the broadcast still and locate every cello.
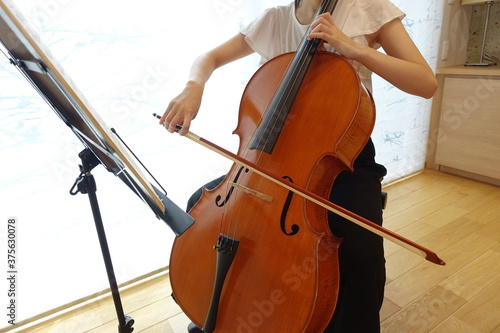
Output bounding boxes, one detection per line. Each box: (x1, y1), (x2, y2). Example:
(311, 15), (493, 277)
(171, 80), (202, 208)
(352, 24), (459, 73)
(166, 0), (444, 332)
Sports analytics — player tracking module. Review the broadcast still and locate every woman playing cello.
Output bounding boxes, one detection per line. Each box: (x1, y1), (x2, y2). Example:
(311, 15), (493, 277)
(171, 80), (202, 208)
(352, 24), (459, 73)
(159, 0), (437, 332)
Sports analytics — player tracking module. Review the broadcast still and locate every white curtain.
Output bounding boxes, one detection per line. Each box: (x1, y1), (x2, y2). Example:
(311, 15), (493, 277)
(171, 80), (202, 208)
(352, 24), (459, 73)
(0, 0), (441, 324)
(243, 1), (444, 184)
(372, 1), (443, 182)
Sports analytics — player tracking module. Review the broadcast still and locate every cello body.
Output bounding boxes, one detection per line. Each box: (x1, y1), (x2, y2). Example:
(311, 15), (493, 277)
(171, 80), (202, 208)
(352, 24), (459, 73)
(169, 51), (376, 332)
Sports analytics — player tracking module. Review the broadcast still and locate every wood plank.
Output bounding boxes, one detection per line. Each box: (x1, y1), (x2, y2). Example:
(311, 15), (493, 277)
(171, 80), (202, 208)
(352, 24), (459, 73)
(140, 321), (176, 333)
(167, 313), (191, 333)
(86, 297), (182, 332)
(440, 250), (500, 301)
(464, 196), (500, 224)
(475, 216), (500, 243)
(381, 286), (467, 332)
(383, 187), (467, 232)
(380, 298), (401, 322)
(420, 203), (469, 228)
(453, 278), (500, 332)
(10, 272), (173, 333)
(384, 231), (495, 308)
(382, 209), (453, 259)
(383, 175), (460, 221)
(449, 180), (500, 212)
(418, 217), (483, 253)
(430, 315), (481, 333)
(384, 221), (437, 278)
(385, 216), (482, 282)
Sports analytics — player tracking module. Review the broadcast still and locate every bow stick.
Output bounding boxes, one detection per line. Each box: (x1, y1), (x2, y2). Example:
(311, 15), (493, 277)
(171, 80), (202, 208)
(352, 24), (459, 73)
(155, 114), (445, 266)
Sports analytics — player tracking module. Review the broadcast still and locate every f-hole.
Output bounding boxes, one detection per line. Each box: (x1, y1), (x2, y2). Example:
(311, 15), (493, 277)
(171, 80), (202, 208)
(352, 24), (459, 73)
(215, 166), (248, 207)
(280, 176), (299, 236)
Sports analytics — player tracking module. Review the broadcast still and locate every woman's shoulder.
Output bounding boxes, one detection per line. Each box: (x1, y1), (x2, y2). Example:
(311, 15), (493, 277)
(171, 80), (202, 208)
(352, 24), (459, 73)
(353, 0), (401, 11)
(345, 0), (405, 37)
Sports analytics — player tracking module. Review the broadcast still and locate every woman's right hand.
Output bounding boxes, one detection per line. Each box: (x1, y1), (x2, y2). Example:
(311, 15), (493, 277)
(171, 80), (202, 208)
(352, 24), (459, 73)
(159, 33), (254, 135)
(159, 81), (204, 136)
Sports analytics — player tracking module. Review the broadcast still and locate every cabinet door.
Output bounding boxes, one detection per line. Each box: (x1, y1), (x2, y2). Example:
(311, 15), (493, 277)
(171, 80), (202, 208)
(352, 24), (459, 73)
(435, 76), (500, 180)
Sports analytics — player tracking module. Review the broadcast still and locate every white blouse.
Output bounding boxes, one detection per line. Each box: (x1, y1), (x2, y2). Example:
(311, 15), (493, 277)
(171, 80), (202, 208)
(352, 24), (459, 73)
(240, 0), (405, 92)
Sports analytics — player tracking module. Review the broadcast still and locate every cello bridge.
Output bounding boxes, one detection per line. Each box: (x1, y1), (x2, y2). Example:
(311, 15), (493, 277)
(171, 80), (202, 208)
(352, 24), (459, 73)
(228, 182), (273, 203)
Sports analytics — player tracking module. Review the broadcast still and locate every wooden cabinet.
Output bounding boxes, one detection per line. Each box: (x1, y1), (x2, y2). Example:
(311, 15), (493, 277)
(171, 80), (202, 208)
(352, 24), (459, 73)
(427, 66), (500, 185)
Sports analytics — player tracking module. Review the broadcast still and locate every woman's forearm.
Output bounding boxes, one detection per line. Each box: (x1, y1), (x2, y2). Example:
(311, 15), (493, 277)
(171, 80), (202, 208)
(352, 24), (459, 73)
(355, 46), (437, 99)
(186, 53), (217, 89)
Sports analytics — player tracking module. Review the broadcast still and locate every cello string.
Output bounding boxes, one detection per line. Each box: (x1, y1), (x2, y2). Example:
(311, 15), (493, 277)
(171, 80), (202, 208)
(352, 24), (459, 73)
(253, 0), (337, 155)
(220, 175), (236, 237)
(221, 169), (245, 239)
(248, 0), (338, 156)
(226, 0), (338, 238)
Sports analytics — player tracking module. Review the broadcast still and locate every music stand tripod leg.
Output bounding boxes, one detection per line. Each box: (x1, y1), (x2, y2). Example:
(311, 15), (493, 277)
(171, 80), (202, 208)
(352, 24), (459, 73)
(70, 148), (135, 333)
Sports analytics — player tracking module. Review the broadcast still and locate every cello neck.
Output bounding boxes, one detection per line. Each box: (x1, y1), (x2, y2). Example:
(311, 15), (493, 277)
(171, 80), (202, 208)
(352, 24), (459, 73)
(248, 0), (340, 154)
(297, 0), (339, 54)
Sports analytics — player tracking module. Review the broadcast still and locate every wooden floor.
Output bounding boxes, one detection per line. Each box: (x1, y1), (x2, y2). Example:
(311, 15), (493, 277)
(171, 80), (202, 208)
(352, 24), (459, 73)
(5, 169), (500, 333)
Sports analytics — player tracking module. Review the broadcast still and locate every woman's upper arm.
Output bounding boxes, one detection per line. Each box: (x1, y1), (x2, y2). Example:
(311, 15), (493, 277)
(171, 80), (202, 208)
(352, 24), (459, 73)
(375, 19), (429, 67)
(368, 18), (437, 98)
(208, 33), (255, 69)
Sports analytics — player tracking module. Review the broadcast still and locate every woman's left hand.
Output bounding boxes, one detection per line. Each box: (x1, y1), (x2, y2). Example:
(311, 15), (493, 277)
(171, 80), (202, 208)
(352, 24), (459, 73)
(308, 13), (363, 60)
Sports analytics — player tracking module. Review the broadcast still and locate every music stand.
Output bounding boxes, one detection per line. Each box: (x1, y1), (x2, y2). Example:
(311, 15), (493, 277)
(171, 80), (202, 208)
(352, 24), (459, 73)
(0, 1), (194, 331)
